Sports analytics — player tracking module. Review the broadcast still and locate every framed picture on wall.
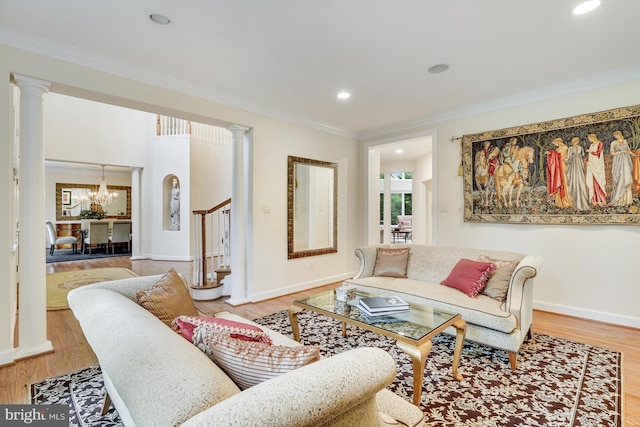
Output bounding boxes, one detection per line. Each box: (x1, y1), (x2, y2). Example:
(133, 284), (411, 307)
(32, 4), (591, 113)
(62, 190), (72, 206)
(463, 103), (640, 225)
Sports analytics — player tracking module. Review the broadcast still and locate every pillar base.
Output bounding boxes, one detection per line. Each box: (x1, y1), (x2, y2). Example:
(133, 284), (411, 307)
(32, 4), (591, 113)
(224, 297), (250, 307)
(191, 285), (223, 301)
(14, 340), (54, 361)
(0, 350), (16, 367)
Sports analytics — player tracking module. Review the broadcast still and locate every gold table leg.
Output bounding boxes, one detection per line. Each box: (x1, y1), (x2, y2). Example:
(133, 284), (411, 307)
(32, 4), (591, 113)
(452, 318), (467, 381)
(288, 306), (303, 342)
(397, 339), (433, 406)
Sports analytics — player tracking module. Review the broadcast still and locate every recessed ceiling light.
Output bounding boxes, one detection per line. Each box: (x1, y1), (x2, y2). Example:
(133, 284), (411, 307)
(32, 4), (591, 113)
(150, 14), (171, 25)
(395, 149), (404, 154)
(428, 64), (450, 74)
(337, 92), (351, 100)
(572, 0), (601, 15)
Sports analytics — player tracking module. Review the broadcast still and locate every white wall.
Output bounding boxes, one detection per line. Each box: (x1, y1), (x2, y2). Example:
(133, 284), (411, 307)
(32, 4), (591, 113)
(366, 79), (640, 328)
(412, 152), (433, 245)
(189, 137), (231, 212)
(44, 93), (151, 166)
(248, 119), (361, 300)
(149, 136), (191, 260)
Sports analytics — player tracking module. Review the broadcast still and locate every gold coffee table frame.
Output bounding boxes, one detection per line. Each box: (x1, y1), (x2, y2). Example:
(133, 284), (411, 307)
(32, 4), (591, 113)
(288, 290), (466, 406)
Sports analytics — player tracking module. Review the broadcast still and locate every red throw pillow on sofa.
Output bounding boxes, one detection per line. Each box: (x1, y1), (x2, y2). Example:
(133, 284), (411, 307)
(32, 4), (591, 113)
(441, 258), (496, 298)
(172, 316), (273, 345)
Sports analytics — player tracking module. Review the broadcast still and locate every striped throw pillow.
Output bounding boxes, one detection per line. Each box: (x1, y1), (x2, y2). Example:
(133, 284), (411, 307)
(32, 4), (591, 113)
(192, 326), (320, 390)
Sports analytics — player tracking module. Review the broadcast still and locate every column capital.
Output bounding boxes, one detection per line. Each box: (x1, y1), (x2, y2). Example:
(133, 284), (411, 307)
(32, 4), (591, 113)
(12, 74), (51, 94)
(227, 124), (250, 134)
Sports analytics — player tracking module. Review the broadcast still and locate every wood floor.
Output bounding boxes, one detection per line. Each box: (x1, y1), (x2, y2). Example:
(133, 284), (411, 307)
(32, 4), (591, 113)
(1, 256), (637, 425)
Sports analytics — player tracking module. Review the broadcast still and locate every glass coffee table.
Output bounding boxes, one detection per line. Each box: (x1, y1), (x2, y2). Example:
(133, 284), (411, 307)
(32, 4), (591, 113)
(288, 289), (466, 406)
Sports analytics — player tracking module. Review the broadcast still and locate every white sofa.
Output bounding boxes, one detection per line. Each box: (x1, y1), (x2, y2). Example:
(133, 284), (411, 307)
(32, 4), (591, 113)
(67, 274), (425, 427)
(345, 244), (543, 370)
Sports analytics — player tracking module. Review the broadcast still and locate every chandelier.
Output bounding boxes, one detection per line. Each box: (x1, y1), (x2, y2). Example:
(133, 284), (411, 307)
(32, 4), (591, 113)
(89, 165), (118, 206)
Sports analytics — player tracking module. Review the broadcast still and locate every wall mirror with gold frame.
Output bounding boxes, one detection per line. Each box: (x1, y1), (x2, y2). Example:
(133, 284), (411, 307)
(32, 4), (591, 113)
(56, 183), (131, 221)
(287, 156), (338, 259)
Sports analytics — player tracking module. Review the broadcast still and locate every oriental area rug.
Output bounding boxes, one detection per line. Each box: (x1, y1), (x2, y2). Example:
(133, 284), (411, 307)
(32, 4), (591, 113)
(45, 268), (137, 310)
(30, 310), (623, 427)
(254, 310), (623, 427)
(29, 366), (121, 427)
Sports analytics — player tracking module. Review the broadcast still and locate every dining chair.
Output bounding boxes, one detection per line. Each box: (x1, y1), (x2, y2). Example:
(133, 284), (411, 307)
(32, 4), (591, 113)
(109, 221), (132, 253)
(45, 220), (78, 255)
(84, 221), (109, 254)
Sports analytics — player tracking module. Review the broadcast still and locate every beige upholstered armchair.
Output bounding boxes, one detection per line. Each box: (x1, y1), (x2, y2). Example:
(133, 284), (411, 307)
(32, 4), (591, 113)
(397, 215), (412, 232)
(45, 220), (78, 255)
(84, 221), (109, 254)
(397, 215), (412, 242)
(109, 220), (132, 253)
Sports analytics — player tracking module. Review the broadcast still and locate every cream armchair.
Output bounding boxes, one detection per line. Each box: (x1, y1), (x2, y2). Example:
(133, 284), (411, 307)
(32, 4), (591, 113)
(109, 220), (131, 253)
(84, 221), (109, 254)
(45, 220), (78, 255)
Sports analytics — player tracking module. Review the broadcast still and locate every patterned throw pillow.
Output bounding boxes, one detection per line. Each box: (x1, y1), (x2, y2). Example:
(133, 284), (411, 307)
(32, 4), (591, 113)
(193, 327), (320, 390)
(441, 258), (497, 298)
(373, 247), (410, 278)
(172, 316), (273, 345)
(478, 255), (519, 302)
(136, 268), (199, 326)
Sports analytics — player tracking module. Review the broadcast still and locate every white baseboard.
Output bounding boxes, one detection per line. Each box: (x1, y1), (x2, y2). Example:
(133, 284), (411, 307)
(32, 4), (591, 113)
(534, 300), (640, 329)
(0, 349), (15, 367)
(249, 272), (355, 302)
(146, 254), (193, 262)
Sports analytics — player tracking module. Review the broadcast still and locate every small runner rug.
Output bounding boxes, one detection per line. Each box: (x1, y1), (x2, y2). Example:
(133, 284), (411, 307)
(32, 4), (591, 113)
(30, 310), (623, 427)
(46, 268), (137, 310)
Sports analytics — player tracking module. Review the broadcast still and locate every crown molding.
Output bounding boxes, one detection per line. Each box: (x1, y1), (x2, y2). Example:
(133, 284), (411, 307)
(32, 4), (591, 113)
(357, 65), (640, 141)
(0, 25), (357, 140)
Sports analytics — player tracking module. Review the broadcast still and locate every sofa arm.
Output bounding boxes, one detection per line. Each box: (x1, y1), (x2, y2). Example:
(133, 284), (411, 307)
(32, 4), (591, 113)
(505, 254), (543, 332)
(68, 273), (187, 303)
(354, 245), (390, 279)
(180, 347), (396, 427)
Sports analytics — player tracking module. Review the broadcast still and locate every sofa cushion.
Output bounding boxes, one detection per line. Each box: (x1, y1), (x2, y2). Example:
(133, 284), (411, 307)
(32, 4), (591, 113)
(346, 277), (517, 334)
(173, 316), (273, 344)
(136, 268), (199, 326)
(193, 327), (320, 390)
(478, 255), (519, 302)
(373, 247), (410, 278)
(441, 258), (496, 298)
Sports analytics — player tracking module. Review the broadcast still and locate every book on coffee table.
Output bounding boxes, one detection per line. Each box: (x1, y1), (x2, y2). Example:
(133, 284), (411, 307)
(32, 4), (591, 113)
(357, 302), (410, 317)
(358, 296), (409, 312)
(358, 307), (410, 323)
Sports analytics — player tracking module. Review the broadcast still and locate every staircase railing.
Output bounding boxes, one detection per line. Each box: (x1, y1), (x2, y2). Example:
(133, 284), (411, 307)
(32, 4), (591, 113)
(156, 115), (232, 145)
(192, 198), (231, 288)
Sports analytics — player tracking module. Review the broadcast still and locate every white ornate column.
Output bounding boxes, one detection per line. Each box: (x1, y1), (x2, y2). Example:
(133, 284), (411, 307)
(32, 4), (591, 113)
(130, 167), (143, 259)
(225, 125), (250, 306)
(13, 74), (53, 359)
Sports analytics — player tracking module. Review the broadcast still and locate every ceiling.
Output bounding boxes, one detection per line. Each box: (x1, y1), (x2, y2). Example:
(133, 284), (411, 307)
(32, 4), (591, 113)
(1, 1), (639, 141)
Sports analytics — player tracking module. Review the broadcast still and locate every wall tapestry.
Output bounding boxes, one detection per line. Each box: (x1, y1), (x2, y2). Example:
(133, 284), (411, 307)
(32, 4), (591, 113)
(463, 104), (640, 224)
